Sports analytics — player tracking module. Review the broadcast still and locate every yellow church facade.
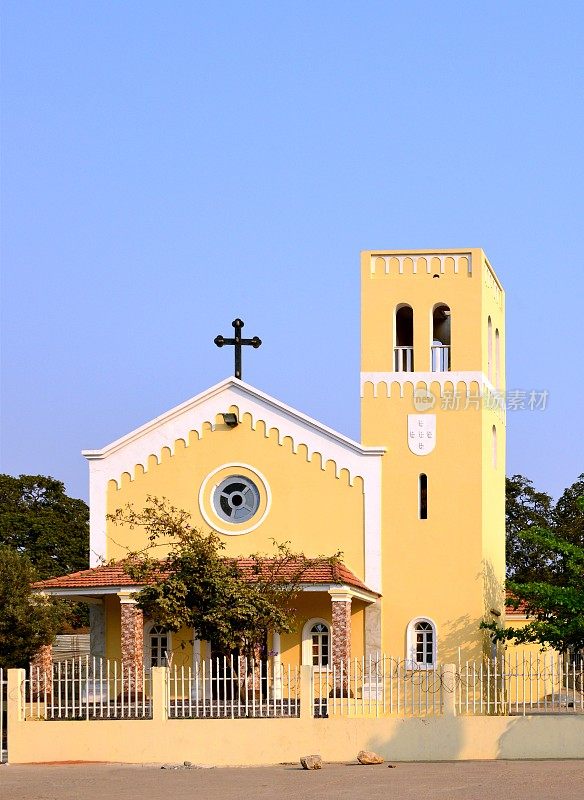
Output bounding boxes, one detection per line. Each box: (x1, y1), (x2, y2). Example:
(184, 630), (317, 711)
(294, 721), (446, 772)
(36, 247), (507, 677)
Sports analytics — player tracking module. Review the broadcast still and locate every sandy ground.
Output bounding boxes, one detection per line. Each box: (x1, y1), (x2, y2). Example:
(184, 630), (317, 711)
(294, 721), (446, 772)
(1, 760), (583, 800)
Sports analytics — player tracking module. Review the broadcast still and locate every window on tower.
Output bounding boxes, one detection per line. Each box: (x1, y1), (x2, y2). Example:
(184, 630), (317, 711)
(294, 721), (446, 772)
(419, 474), (428, 519)
(431, 304), (451, 371)
(394, 304), (414, 371)
(492, 425), (497, 468)
(487, 316), (493, 382)
(495, 328), (500, 389)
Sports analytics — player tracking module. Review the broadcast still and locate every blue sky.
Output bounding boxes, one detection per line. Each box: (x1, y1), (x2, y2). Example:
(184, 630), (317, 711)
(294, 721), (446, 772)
(2, 1), (583, 501)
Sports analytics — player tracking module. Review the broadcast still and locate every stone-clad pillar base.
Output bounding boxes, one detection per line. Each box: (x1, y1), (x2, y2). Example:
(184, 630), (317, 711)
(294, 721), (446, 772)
(119, 594), (144, 692)
(30, 644), (53, 699)
(329, 590), (352, 696)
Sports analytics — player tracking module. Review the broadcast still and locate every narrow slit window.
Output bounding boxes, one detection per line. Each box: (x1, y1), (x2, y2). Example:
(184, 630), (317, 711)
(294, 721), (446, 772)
(492, 425), (497, 469)
(487, 316), (493, 382)
(419, 474), (428, 519)
(495, 329), (500, 389)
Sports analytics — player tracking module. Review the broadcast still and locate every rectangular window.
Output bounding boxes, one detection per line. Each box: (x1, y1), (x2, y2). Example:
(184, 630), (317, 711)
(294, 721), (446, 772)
(419, 474), (428, 519)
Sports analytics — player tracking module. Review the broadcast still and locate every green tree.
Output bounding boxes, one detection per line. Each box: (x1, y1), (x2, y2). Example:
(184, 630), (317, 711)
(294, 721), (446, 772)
(109, 497), (340, 657)
(552, 474), (584, 550)
(505, 474), (553, 581)
(0, 474), (89, 579)
(0, 545), (67, 668)
(486, 495), (584, 655)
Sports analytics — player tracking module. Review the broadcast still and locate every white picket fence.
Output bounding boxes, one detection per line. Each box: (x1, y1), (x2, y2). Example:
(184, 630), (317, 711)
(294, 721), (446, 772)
(457, 653), (584, 715)
(168, 657), (300, 718)
(312, 654), (584, 718)
(312, 657), (445, 717)
(16, 653), (584, 724)
(24, 657), (152, 719)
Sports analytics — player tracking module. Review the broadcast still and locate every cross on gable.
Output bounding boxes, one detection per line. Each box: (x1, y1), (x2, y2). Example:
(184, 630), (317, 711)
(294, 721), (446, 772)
(214, 318), (262, 380)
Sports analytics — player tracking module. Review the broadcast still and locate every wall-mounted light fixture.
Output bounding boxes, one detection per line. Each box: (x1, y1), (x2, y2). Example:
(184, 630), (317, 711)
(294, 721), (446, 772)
(222, 413), (238, 428)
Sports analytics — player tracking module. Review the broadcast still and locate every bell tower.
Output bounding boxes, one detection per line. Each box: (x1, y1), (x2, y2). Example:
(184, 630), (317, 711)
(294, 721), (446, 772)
(360, 249), (506, 662)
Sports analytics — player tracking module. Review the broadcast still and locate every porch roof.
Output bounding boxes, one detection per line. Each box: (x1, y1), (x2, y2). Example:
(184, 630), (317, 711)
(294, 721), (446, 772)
(32, 558), (380, 602)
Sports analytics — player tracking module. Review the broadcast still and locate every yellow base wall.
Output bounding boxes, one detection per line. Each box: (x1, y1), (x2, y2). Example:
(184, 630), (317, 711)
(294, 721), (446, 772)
(10, 716), (584, 765)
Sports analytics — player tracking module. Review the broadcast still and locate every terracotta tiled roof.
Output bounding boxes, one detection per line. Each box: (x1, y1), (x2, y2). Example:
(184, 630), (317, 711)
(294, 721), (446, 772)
(32, 559), (378, 596)
(505, 590), (530, 616)
(32, 562), (154, 589)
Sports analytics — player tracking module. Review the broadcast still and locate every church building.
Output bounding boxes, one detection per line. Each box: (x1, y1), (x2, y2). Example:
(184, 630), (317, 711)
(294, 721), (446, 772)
(35, 248), (506, 678)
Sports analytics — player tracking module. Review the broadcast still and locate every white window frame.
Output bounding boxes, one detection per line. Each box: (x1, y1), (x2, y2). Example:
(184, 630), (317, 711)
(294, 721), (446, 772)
(143, 621), (172, 670)
(301, 618), (331, 668)
(406, 616), (437, 669)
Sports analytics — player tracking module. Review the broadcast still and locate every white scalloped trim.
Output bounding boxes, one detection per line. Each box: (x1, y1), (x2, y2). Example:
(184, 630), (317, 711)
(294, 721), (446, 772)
(85, 378), (385, 593)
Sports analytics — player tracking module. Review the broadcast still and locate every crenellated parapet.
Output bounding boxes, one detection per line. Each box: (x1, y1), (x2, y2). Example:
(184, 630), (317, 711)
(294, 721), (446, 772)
(361, 371), (506, 424)
(369, 251), (472, 277)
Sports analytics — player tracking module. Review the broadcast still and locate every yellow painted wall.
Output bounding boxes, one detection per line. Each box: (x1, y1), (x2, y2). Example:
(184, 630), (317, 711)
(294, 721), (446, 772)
(105, 414), (365, 582)
(104, 595), (121, 662)
(362, 250), (482, 373)
(360, 249), (506, 663)
(479, 250), (507, 638)
(12, 715), (584, 765)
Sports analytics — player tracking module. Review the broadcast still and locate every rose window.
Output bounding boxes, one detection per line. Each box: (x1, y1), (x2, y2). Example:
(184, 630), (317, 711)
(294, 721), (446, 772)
(213, 475), (260, 523)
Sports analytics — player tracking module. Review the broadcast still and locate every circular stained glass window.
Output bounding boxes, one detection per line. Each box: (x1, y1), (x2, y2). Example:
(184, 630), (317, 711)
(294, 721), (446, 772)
(213, 475), (260, 523)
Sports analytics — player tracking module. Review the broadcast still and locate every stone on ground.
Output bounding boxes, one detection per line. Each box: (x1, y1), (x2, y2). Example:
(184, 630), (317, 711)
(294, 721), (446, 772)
(357, 750), (384, 765)
(300, 755), (323, 770)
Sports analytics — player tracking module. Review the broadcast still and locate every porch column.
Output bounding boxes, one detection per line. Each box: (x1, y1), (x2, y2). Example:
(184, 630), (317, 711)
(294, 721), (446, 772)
(329, 589), (352, 676)
(89, 602), (105, 660)
(30, 643), (53, 698)
(118, 593), (143, 689)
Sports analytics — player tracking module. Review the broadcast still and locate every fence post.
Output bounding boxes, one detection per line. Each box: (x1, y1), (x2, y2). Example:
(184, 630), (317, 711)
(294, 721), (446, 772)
(151, 667), (167, 722)
(442, 663), (457, 716)
(300, 665), (312, 720)
(7, 667), (26, 761)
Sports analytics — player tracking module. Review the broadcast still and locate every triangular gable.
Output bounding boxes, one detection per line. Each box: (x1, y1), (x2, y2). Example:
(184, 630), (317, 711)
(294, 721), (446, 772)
(84, 378), (384, 589)
(83, 377), (385, 487)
